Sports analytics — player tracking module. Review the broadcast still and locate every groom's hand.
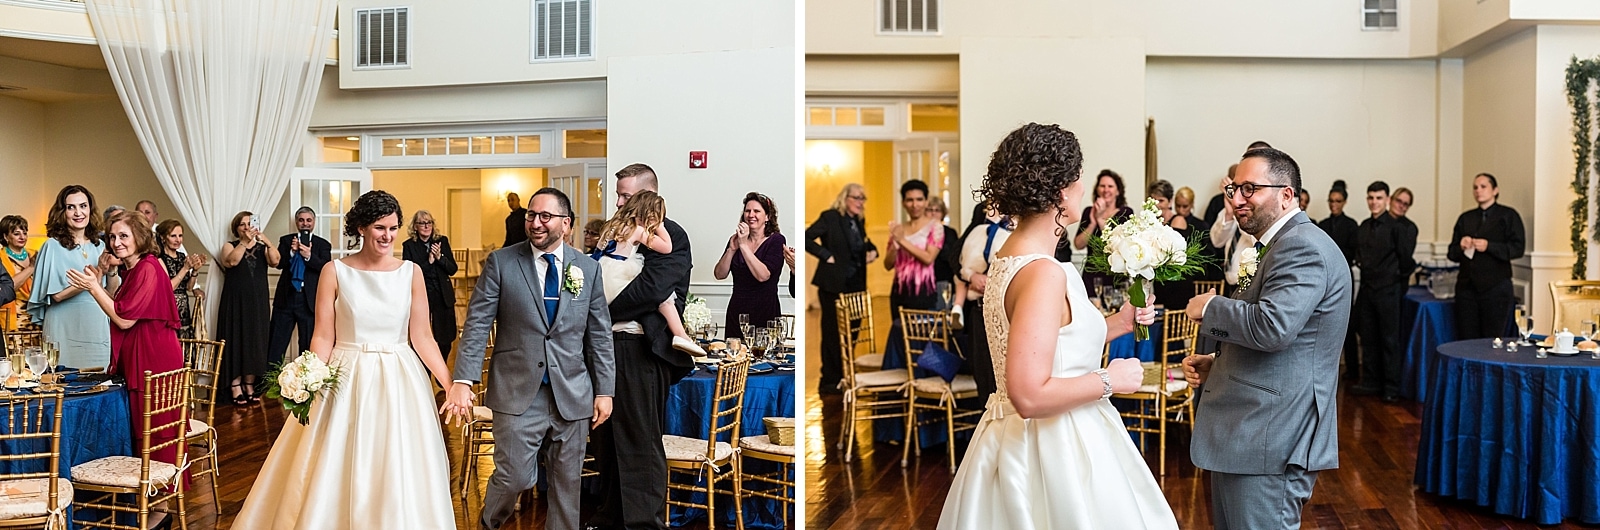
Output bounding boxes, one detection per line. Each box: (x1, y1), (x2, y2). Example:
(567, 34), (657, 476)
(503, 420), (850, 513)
(1186, 290), (1216, 321)
(1183, 354), (1215, 387)
(445, 383), (476, 420)
(592, 396), (613, 428)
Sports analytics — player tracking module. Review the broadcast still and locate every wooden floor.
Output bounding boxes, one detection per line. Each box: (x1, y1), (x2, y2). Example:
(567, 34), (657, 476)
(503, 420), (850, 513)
(802, 299), (1600, 530)
(168, 390), (717, 530)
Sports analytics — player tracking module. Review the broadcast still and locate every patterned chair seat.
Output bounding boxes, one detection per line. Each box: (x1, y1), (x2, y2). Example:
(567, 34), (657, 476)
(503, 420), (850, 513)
(0, 478), (72, 520)
(854, 353), (885, 370)
(1135, 379), (1190, 395)
(662, 435), (734, 462)
(738, 435), (793, 457)
(851, 370), (908, 389)
(186, 419), (211, 438)
(911, 374), (977, 395)
(71, 456), (178, 490)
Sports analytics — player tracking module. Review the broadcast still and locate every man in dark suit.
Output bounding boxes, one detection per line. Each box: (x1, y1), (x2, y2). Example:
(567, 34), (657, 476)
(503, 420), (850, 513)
(590, 163), (693, 530)
(1184, 148), (1352, 529)
(268, 207), (332, 359)
(804, 183), (878, 393)
(504, 192), (529, 248)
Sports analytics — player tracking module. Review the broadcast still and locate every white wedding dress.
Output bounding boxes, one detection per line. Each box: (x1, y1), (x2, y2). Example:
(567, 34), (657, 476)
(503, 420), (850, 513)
(938, 254), (1177, 529)
(234, 261), (455, 530)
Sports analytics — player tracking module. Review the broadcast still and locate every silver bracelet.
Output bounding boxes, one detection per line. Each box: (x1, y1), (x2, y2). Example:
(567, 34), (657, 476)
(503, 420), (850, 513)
(1094, 368), (1113, 399)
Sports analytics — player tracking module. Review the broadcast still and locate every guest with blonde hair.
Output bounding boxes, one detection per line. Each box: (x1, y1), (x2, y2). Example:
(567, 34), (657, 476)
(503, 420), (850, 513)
(805, 183), (878, 393)
(403, 209), (459, 358)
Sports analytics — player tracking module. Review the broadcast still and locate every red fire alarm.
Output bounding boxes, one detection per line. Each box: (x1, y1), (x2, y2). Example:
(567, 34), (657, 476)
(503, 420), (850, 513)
(689, 151), (708, 169)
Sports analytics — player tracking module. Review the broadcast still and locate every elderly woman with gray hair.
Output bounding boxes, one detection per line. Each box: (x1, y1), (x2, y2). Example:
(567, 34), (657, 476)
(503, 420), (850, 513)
(402, 209), (459, 358)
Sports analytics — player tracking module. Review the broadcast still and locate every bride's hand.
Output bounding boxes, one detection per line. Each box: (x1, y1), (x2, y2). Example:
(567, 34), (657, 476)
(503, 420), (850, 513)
(1105, 358), (1144, 394)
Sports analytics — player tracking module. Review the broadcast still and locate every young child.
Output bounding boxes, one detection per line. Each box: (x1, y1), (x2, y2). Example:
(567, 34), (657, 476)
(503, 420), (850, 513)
(591, 190), (706, 356)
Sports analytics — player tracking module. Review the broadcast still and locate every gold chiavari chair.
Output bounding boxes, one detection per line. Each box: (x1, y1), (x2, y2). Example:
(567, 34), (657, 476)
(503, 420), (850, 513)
(1194, 280), (1224, 297)
(0, 392), (70, 529)
(71, 368), (191, 530)
(1113, 310), (1199, 476)
(835, 296), (909, 463)
(179, 339), (226, 506)
(663, 355), (750, 530)
(1549, 280), (1600, 336)
(836, 291), (882, 373)
(189, 291), (209, 341)
(738, 419), (793, 528)
(1, 331), (41, 359)
(458, 325), (497, 502)
(899, 308), (981, 473)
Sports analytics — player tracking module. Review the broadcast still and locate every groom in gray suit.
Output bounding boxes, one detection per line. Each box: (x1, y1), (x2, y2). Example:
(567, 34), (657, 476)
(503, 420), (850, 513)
(449, 187), (616, 530)
(1182, 148), (1352, 529)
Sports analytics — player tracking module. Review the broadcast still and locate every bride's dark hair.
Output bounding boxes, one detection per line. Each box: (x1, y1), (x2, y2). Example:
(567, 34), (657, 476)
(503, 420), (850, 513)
(976, 123), (1083, 230)
(344, 190), (403, 237)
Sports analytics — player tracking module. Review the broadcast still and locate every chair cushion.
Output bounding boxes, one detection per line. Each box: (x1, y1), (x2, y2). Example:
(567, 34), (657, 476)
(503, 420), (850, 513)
(473, 406), (493, 422)
(851, 369), (908, 388)
(1134, 379), (1190, 395)
(912, 374), (977, 395)
(662, 435), (734, 463)
(739, 435), (794, 457)
(853, 353), (885, 370)
(186, 419), (211, 439)
(0, 478), (72, 520)
(71, 456), (178, 490)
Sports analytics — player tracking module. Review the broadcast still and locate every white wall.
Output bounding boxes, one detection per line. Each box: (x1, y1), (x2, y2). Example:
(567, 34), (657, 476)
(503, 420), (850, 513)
(307, 67), (607, 129)
(1145, 57), (1442, 238)
(40, 98), (169, 232)
(607, 46), (798, 291)
(959, 37), (1146, 208)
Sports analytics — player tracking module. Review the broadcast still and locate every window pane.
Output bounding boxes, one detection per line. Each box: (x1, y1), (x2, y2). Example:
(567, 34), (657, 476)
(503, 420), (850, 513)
(565, 129), (605, 158)
(910, 103), (959, 132)
(1379, 0), (1396, 10)
(1380, 12), (1397, 27)
(809, 107), (833, 126)
(1364, 0), (1380, 9)
(860, 107), (885, 126)
(404, 138), (425, 156)
(494, 136), (516, 154)
(518, 135), (543, 154)
(321, 136), (360, 163)
(835, 107), (858, 126)
(301, 181), (321, 212)
(426, 137), (448, 155)
(1365, 13), (1381, 27)
(382, 138), (404, 157)
(472, 136), (492, 154)
(449, 137), (469, 155)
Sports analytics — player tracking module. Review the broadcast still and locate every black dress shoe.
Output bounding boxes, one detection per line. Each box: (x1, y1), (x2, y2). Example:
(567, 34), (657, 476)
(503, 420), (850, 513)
(1349, 384), (1381, 396)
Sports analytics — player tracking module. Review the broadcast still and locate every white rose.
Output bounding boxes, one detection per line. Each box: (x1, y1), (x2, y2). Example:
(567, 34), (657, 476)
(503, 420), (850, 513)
(1114, 237), (1156, 279)
(1240, 250), (1259, 279)
(292, 389), (311, 403)
(281, 374), (306, 403)
(1160, 229), (1188, 265)
(568, 265), (584, 283)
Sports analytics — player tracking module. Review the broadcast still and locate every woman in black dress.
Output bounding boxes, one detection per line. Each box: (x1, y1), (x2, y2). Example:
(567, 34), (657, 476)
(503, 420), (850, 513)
(217, 211), (278, 405)
(156, 219), (205, 339)
(402, 210), (458, 359)
(714, 192), (786, 339)
(1073, 169), (1135, 293)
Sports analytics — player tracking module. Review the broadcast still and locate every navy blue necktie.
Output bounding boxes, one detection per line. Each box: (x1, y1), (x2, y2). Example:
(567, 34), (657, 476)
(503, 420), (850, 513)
(1254, 241), (1264, 252)
(982, 221), (1004, 260)
(542, 253), (559, 384)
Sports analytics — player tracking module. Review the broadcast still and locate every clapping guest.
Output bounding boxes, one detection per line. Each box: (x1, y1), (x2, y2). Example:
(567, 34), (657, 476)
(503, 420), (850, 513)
(155, 220), (206, 339)
(135, 200), (159, 226)
(66, 210), (184, 484)
(402, 210), (458, 358)
(925, 197), (963, 317)
(886, 180), (944, 314)
(805, 183), (878, 393)
(217, 211), (278, 405)
(1448, 173), (1525, 339)
(1075, 170), (1135, 293)
(268, 207), (331, 361)
(27, 185), (113, 368)
(2, 216), (34, 331)
(714, 192), (787, 339)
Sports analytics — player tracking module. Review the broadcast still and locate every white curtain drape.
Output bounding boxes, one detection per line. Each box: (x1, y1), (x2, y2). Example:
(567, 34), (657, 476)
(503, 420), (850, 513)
(84, 0), (337, 336)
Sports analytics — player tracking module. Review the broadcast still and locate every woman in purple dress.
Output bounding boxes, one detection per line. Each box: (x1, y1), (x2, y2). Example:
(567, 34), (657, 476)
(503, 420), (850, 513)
(714, 192), (786, 339)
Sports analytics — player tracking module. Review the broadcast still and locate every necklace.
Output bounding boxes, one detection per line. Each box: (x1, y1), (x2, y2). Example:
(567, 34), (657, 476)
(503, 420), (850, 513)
(3, 247), (24, 262)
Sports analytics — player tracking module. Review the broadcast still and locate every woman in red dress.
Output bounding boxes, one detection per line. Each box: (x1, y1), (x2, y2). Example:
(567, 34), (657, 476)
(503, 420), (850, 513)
(67, 210), (185, 470)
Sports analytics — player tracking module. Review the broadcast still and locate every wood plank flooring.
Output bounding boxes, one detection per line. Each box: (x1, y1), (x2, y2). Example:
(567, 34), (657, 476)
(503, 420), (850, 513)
(803, 299), (1599, 529)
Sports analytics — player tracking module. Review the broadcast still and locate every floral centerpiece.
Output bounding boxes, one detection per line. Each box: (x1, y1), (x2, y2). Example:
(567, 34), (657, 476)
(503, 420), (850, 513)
(682, 294), (715, 336)
(1085, 198), (1213, 340)
(262, 351), (343, 425)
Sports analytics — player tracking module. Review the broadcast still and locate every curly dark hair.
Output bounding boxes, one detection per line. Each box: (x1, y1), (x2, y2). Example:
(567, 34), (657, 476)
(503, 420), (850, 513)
(742, 192), (781, 235)
(977, 123), (1083, 225)
(344, 190), (403, 238)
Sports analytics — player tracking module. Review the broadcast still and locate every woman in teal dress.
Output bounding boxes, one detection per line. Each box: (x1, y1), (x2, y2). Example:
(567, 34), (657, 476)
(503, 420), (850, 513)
(26, 184), (113, 368)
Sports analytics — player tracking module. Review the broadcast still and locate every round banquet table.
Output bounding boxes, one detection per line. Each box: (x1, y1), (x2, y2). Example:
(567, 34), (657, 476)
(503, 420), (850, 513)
(665, 365), (795, 530)
(1414, 339), (1600, 524)
(1400, 286), (1455, 401)
(0, 377), (132, 530)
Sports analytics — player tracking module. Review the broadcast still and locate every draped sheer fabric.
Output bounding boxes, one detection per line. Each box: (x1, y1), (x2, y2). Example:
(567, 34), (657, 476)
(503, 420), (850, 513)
(83, 0), (337, 337)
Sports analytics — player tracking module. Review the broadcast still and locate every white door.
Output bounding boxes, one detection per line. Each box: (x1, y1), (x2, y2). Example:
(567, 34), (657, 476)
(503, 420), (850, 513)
(548, 163), (595, 247)
(290, 168), (374, 258)
(894, 138), (938, 223)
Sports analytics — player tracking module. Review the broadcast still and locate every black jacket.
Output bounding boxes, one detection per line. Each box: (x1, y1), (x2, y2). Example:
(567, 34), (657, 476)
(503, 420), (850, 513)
(1356, 212), (1417, 290)
(504, 208), (528, 248)
(1448, 203), (1525, 288)
(1318, 213), (1360, 266)
(805, 209), (876, 294)
(0, 265), (12, 308)
(402, 236), (459, 309)
(273, 233), (332, 310)
(609, 218), (694, 380)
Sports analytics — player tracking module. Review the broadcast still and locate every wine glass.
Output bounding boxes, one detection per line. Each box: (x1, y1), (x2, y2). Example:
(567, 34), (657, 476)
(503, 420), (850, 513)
(43, 341), (58, 373)
(738, 314), (753, 341)
(1514, 306), (1531, 345)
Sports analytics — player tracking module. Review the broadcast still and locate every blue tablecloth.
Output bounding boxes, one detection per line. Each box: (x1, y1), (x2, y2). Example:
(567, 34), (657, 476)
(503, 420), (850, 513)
(1415, 339), (1600, 524)
(665, 368), (795, 529)
(1108, 318), (1163, 363)
(1401, 287), (1455, 401)
(0, 378), (133, 530)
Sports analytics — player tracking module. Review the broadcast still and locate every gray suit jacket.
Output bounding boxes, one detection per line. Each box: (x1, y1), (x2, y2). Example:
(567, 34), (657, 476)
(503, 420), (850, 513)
(453, 243), (616, 422)
(1192, 212), (1352, 474)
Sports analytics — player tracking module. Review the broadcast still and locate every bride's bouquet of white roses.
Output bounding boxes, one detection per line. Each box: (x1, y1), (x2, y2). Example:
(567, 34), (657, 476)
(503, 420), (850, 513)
(263, 351), (343, 425)
(1085, 198), (1214, 340)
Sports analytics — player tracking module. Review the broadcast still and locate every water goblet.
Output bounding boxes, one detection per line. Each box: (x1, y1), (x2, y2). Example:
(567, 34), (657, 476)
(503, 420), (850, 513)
(24, 350), (47, 379)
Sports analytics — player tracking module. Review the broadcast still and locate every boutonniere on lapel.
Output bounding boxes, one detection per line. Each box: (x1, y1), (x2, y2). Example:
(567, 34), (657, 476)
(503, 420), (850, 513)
(1237, 244), (1269, 291)
(564, 263), (583, 297)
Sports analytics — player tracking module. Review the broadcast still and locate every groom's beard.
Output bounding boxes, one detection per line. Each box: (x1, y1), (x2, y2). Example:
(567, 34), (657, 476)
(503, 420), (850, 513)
(1238, 207), (1282, 238)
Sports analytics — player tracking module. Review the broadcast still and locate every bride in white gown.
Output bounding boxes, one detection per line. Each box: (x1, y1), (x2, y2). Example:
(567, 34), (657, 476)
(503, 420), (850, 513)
(235, 191), (464, 530)
(938, 123), (1178, 529)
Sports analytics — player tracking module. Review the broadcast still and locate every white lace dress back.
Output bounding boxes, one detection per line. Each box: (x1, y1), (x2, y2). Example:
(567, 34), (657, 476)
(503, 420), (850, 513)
(937, 254), (1177, 529)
